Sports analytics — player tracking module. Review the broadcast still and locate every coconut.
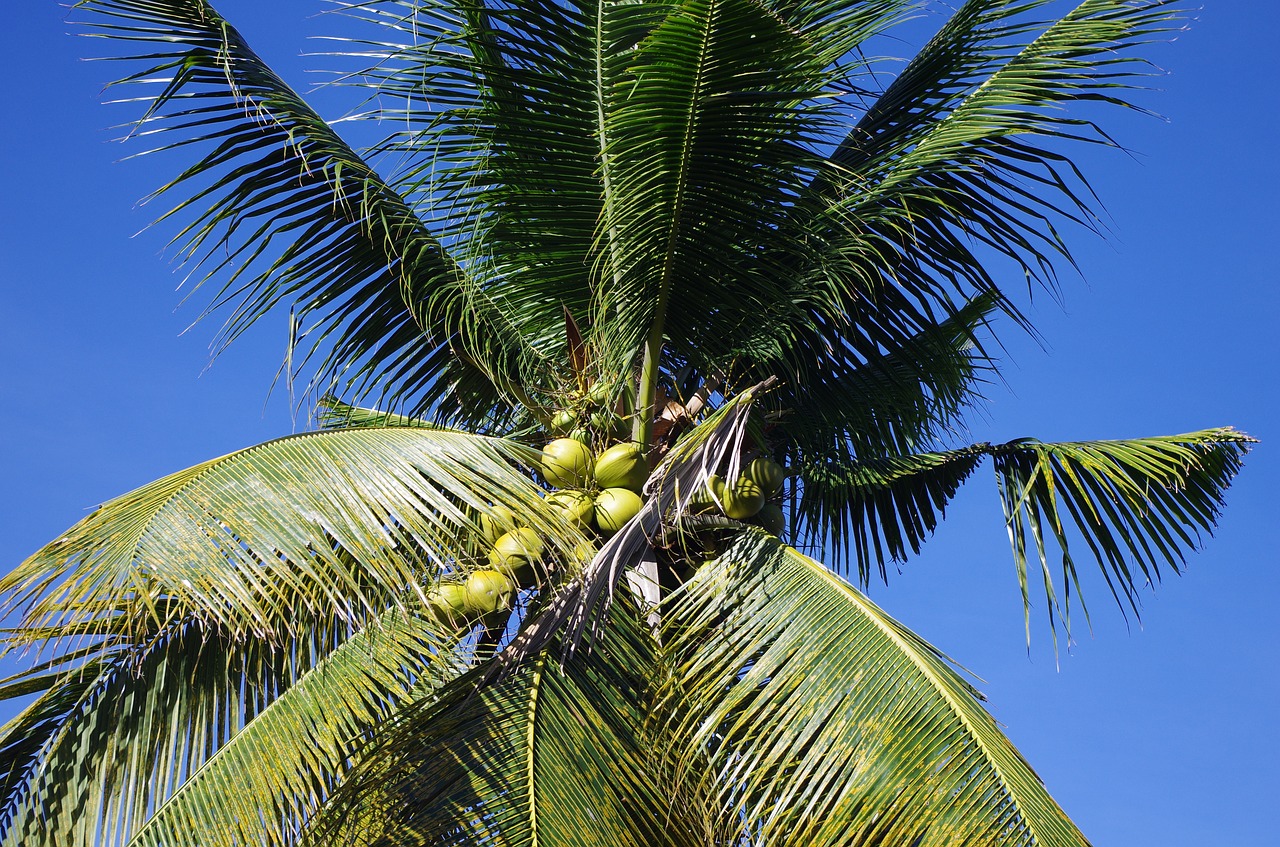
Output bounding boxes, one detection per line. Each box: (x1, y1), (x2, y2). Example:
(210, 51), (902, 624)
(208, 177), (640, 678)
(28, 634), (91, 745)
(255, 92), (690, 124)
(753, 501), (786, 536)
(744, 457), (786, 496)
(425, 581), (470, 628)
(488, 527), (545, 583)
(590, 410), (627, 440)
(550, 409), (577, 434)
(722, 478), (766, 519)
(479, 504), (517, 544)
(593, 442), (649, 491)
(688, 473), (726, 514)
(594, 487), (644, 536)
(588, 379), (613, 406)
(546, 489), (595, 529)
(541, 437), (594, 488)
(465, 569), (516, 615)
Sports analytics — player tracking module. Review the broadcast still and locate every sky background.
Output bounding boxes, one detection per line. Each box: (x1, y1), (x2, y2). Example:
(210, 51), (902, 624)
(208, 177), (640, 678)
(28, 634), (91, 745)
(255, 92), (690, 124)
(1, 1), (1277, 845)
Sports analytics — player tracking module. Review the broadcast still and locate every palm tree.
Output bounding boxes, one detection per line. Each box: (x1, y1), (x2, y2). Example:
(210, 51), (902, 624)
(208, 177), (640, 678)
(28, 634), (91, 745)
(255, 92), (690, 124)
(0, 0), (1251, 845)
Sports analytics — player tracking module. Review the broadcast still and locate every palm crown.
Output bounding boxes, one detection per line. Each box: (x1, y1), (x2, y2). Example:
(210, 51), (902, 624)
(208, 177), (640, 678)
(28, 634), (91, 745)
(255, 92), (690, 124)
(0, 1), (1252, 845)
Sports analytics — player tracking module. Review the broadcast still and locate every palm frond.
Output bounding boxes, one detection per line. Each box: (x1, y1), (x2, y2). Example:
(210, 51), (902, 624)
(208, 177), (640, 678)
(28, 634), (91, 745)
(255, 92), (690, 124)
(991, 428), (1252, 644)
(770, 291), (997, 459)
(659, 530), (1089, 846)
(304, 601), (686, 847)
(73, 0), (541, 422)
(316, 395), (453, 430)
(800, 444), (990, 584)
(0, 615), (339, 847)
(793, 428), (1252, 646)
(120, 608), (471, 847)
(1, 428), (572, 646)
(790, 0), (1185, 353)
(596, 0), (838, 363)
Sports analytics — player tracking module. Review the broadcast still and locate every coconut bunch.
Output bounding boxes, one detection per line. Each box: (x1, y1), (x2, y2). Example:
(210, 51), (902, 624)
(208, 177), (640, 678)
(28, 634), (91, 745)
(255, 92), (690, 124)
(547, 379), (635, 446)
(423, 425), (654, 628)
(689, 456), (788, 536)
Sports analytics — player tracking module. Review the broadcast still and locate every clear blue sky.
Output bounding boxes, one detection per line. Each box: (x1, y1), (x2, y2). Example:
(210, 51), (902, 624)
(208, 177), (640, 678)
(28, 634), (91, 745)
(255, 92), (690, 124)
(1, 2), (1276, 844)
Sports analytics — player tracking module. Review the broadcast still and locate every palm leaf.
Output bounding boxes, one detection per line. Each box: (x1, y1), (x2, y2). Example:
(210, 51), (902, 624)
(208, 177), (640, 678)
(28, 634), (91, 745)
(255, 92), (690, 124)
(659, 530), (1089, 846)
(597, 0), (838, 364)
(73, 0), (541, 422)
(800, 444), (991, 584)
(304, 602), (688, 847)
(1, 427), (572, 645)
(770, 292), (997, 459)
(119, 607), (472, 847)
(0, 615), (335, 847)
(795, 429), (1252, 645)
(784, 0), (1185, 369)
(991, 429), (1252, 644)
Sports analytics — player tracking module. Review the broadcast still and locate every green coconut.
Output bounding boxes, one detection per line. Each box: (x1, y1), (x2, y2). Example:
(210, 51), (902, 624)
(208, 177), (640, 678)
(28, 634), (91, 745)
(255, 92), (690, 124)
(546, 489), (595, 530)
(465, 569), (516, 616)
(541, 438), (594, 488)
(593, 442), (649, 491)
(744, 457), (786, 496)
(589, 410), (627, 440)
(753, 501), (786, 536)
(550, 409), (577, 434)
(488, 527), (545, 582)
(688, 473), (726, 514)
(722, 478), (767, 519)
(586, 381), (611, 409)
(594, 487), (644, 536)
(425, 581), (470, 628)
(479, 504), (518, 544)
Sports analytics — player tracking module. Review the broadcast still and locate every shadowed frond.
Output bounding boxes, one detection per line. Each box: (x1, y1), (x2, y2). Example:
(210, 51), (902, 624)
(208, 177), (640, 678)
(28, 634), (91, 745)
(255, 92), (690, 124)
(118, 608), (474, 847)
(800, 444), (990, 584)
(659, 530), (1089, 846)
(770, 292), (997, 459)
(1, 428), (572, 646)
(990, 428), (1253, 644)
(304, 601), (689, 847)
(73, 0), (544, 422)
(0, 613), (346, 847)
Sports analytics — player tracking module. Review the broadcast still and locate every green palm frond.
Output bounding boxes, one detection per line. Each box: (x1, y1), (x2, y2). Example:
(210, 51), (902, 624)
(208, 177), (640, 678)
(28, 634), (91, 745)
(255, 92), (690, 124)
(0, 616), (328, 847)
(305, 602), (685, 847)
(791, 0), (1184, 349)
(770, 292), (997, 458)
(795, 429), (1252, 645)
(599, 0), (834, 365)
(659, 530), (1089, 846)
(119, 608), (470, 847)
(73, 0), (543, 423)
(316, 396), (451, 431)
(800, 444), (991, 583)
(0, 661), (107, 834)
(331, 0), (617, 378)
(1, 428), (571, 645)
(991, 429), (1252, 643)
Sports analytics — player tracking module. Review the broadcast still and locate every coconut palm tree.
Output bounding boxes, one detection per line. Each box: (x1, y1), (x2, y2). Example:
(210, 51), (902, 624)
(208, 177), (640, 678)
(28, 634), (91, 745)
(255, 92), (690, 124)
(0, 1), (1251, 845)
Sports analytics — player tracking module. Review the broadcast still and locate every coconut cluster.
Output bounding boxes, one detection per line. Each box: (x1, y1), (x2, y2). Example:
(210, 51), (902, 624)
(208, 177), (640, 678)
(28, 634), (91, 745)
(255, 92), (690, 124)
(424, 432), (651, 629)
(690, 457), (787, 535)
(548, 380), (634, 445)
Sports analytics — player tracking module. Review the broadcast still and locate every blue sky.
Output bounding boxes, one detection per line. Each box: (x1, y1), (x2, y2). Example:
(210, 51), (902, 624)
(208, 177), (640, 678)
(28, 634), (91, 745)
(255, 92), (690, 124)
(1, 2), (1277, 844)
